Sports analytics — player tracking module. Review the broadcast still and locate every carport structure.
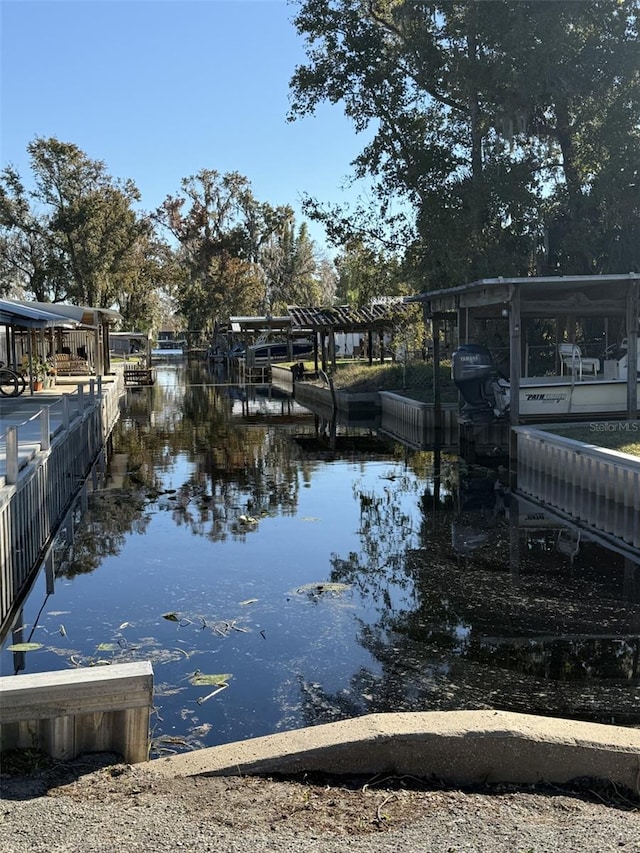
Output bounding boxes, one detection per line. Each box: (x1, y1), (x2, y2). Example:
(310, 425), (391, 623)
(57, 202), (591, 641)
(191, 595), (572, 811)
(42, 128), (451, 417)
(0, 299), (121, 385)
(409, 274), (639, 425)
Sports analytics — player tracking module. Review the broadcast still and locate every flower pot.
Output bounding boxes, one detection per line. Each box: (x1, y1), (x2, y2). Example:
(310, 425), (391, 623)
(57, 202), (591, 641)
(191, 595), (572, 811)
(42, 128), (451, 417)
(33, 380), (44, 391)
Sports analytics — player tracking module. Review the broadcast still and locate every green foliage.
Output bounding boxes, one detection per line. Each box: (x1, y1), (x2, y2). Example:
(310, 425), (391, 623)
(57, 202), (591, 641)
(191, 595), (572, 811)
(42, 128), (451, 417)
(157, 169), (323, 335)
(0, 136), (167, 316)
(290, 0), (640, 284)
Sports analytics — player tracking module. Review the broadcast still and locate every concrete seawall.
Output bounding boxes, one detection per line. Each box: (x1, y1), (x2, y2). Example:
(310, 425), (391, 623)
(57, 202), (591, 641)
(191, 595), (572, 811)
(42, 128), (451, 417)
(147, 710), (640, 793)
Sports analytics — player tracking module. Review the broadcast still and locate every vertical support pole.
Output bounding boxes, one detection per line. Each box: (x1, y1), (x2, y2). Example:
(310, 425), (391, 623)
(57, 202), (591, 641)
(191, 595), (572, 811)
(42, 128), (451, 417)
(62, 394), (70, 429)
(39, 406), (50, 451)
(45, 550), (55, 595)
(432, 314), (441, 445)
(89, 379), (95, 401)
(97, 375), (103, 395)
(509, 495), (521, 586)
(509, 286), (521, 490)
(77, 384), (84, 412)
(6, 427), (18, 485)
(11, 608), (26, 673)
(27, 331), (34, 396)
(626, 279), (638, 418)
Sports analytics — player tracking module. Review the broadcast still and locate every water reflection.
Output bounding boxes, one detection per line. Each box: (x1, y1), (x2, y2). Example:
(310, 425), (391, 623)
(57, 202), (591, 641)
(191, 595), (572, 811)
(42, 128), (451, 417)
(1, 359), (638, 755)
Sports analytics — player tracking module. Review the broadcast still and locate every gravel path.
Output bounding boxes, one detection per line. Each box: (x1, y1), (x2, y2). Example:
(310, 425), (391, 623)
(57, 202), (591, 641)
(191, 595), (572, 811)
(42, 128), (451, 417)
(1, 755), (639, 853)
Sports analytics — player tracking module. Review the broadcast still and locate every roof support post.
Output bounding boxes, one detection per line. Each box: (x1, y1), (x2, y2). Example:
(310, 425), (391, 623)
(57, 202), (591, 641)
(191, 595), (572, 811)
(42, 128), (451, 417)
(432, 315), (441, 445)
(509, 287), (521, 489)
(626, 280), (638, 418)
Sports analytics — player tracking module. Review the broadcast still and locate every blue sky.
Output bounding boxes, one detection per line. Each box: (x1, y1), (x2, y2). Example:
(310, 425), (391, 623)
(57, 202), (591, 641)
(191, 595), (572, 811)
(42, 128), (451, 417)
(1, 0), (373, 255)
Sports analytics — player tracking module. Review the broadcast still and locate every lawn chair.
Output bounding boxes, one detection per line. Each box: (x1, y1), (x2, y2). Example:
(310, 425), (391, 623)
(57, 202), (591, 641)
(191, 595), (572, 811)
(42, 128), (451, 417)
(558, 343), (600, 379)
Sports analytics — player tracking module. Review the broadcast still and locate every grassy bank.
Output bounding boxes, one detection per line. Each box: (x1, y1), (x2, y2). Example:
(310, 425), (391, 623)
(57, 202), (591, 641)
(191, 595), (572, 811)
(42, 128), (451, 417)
(544, 424), (640, 457)
(301, 360), (458, 402)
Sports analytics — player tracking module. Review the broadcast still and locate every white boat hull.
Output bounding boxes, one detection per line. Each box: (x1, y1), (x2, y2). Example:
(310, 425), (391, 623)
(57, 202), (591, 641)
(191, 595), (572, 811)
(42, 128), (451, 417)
(519, 377), (640, 417)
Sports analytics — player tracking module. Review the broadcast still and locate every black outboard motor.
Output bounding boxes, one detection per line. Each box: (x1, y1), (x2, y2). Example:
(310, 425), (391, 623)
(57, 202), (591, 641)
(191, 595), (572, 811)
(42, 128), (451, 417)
(452, 344), (510, 425)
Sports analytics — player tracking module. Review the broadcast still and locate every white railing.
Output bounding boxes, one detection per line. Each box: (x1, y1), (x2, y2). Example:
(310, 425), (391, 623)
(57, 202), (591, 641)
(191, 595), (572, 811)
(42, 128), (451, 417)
(514, 425), (640, 548)
(0, 376), (124, 632)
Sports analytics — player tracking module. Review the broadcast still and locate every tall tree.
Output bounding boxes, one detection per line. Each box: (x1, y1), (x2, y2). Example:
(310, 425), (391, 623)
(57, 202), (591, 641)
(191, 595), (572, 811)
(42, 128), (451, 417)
(156, 169), (320, 334)
(27, 137), (144, 305)
(0, 137), (148, 308)
(290, 0), (640, 285)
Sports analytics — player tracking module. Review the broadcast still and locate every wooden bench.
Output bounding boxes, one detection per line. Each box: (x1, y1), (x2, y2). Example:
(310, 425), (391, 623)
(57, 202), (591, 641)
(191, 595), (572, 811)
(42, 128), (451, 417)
(55, 353), (90, 375)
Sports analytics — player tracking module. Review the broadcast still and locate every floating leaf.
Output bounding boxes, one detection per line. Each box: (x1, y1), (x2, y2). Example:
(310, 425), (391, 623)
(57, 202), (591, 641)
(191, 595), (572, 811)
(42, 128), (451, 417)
(163, 612), (179, 622)
(189, 672), (232, 687)
(295, 582), (351, 596)
(96, 643), (119, 652)
(58, 625), (67, 637)
(238, 514), (258, 524)
(119, 622), (131, 630)
(239, 598), (258, 606)
(6, 642), (43, 652)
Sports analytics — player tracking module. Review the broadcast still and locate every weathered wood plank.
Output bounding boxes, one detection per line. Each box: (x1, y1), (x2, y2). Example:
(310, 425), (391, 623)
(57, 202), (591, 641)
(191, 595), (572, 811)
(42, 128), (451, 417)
(0, 662), (153, 764)
(0, 661), (153, 723)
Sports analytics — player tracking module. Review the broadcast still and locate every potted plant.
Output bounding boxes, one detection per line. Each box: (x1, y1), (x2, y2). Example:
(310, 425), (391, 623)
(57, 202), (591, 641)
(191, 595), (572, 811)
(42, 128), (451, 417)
(32, 356), (47, 391)
(45, 357), (57, 388)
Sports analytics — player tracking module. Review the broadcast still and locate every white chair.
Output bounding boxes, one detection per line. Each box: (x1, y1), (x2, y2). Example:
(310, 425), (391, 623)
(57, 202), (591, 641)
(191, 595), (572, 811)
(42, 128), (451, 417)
(558, 343), (600, 379)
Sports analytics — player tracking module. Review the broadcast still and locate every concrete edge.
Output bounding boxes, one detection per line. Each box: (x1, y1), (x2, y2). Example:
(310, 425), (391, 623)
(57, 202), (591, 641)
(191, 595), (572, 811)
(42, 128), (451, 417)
(146, 710), (640, 793)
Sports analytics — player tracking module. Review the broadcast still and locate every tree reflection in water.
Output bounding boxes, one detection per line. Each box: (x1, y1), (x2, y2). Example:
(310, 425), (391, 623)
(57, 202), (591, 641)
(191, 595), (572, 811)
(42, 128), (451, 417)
(10, 358), (639, 750)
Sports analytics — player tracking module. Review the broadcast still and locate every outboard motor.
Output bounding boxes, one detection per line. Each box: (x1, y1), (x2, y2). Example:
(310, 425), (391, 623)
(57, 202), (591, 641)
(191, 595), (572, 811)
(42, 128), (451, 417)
(452, 344), (510, 425)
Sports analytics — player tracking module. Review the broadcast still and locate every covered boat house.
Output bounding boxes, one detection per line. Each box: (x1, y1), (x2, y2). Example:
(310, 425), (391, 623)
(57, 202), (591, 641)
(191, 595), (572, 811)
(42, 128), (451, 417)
(409, 274), (639, 426)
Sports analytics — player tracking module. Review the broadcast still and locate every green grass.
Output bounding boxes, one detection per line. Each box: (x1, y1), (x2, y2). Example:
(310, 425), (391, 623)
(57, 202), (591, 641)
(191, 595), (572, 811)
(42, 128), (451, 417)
(295, 360), (458, 402)
(545, 424), (640, 457)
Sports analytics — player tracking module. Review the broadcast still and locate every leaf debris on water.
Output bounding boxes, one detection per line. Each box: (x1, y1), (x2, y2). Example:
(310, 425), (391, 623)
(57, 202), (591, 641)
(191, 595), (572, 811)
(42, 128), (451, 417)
(189, 673), (232, 686)
(295, 582), (352, 596)
(6, 642), (44, 652)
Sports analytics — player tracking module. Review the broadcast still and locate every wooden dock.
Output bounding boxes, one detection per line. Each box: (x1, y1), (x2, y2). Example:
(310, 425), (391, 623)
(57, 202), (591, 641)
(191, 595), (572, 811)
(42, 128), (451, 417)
(123, 367), (155, 386)
(0, 375), (124, 637)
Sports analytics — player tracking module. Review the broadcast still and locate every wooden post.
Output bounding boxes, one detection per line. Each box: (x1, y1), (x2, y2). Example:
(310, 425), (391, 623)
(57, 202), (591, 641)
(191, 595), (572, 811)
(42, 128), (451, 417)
(6, 427), (18, 485)
(626, 279), (638, 418)
(0, 661), (153, 764)
(432, 315), (441, 443)
(39, 406), (50, 451)
(509, 286), (521, 490)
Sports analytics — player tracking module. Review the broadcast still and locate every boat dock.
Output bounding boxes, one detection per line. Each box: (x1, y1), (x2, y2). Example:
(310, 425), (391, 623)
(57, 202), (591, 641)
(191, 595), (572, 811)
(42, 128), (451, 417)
(0, 373), (124, 636)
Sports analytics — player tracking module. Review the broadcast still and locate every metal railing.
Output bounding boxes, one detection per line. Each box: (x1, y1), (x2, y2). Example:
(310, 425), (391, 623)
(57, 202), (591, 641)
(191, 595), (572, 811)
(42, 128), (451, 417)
(514, 425), (640, 548)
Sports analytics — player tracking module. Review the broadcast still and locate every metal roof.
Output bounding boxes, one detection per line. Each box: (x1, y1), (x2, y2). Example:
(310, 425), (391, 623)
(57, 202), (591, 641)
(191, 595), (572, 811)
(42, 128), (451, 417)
(0, 299), (83, 329)
(30, 300), (121, 326)
(406, 274), (639, 317)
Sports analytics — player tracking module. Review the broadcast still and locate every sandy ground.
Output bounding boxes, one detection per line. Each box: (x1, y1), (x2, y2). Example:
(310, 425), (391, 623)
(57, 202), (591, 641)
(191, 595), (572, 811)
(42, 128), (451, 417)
(1, 753), (639, 853)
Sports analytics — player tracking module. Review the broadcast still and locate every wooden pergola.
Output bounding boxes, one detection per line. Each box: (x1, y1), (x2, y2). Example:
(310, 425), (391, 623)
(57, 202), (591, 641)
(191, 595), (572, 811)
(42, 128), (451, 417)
(287, 301), (412, 371)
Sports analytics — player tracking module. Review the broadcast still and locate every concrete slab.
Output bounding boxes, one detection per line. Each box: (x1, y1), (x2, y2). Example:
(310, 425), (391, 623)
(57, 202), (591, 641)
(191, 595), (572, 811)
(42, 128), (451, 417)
(147, 710), (640, 792)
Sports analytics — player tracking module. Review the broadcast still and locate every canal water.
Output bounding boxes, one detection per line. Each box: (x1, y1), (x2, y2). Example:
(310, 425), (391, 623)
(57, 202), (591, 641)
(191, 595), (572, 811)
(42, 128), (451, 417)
(2, 360), (639, 756)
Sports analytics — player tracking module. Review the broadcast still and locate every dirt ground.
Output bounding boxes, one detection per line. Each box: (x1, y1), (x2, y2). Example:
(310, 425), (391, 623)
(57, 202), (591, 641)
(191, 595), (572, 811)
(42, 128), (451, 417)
(1, 751), (639, 851)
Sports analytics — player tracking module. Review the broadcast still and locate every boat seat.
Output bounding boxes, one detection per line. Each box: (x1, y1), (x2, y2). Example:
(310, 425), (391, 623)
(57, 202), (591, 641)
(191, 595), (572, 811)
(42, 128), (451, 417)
(558, 343), (600, 379)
